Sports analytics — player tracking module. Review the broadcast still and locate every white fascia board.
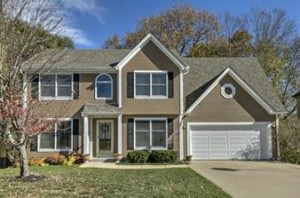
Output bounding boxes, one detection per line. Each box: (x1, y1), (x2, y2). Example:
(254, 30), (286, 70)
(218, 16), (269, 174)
(115, 33), (187, 71)
(186, 67), (277, 114)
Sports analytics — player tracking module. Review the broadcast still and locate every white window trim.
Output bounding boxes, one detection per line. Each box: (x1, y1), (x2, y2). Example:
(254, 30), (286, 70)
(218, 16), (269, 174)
(133, 117), (168, 150)
(37, 118), (73, 152)
(39, 74), (74, 101)
(221, 83), (236, 99)
(134, 70), (168, 99)
(95, 73), (113, 100)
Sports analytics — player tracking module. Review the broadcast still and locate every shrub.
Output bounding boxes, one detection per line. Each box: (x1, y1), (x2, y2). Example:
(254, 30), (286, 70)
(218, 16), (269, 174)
(148, 150), (178, 163)
(45, 154), (66, 165)
(63, 156), (76, 166)
(127, 151), (149, 163)
(281, 149), (300, 164)
(28, 158), (48, 166)
(73, 154), (85, 164)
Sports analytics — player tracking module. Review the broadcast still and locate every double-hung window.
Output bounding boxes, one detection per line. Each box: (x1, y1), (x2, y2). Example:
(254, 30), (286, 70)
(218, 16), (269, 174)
(134, 118), (167, 149)
(134, 71), (167, 98)
(40, 74), (73, 100)
(39, 119), (73, 151)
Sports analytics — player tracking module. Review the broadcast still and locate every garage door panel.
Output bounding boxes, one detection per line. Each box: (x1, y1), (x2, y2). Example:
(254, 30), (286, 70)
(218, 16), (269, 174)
(230, 143), (247, 150)
(189, 123), (271, 160)
(210, 143), (228, 150)
(210, 135), (228, 141)
(210, 152), (229, 159)
(192, 144), (209, 149)
(191, 135), (209, 141)
(229, 135), (247, 141)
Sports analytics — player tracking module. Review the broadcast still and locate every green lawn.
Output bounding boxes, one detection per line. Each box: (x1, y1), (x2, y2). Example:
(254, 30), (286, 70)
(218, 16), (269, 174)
(0, 166), (231, 198)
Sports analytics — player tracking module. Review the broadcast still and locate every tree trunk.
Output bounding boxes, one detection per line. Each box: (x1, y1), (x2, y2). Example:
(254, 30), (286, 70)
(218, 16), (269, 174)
(18, 144), (29, 177)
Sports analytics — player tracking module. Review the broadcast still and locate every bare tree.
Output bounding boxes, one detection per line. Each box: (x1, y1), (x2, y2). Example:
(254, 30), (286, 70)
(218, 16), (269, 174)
(0, 0), (71, 177)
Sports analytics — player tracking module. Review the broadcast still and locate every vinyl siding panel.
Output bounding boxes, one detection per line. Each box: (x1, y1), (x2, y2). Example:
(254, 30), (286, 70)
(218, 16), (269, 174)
(187, 75), (275, 122)
(121, 41), (180, 115)
(27, 73), (118, 118)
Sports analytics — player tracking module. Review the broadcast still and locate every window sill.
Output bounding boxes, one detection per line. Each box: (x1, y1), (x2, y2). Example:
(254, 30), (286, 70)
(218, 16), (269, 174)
(40, 97), (73, 101)
(95, 97), (113, 100)
(134, 96), (168, 100)
(37, 149), (72, 152)
(134, 147), (167, 150)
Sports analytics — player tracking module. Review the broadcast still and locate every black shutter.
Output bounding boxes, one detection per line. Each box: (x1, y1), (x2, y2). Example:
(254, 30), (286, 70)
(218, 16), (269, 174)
(127, 72), (134, 98)
(168, 118), (173, 150)
(127, 119), (134, 150)
(168, 72), (174, 98)
(31, 74), (39, 99)
(73, 74), (79, 99)
(73, 119), (79, 135)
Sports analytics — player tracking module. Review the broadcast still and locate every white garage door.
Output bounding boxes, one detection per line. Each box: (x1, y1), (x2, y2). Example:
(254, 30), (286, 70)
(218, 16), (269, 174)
(189, 123), (272, 160)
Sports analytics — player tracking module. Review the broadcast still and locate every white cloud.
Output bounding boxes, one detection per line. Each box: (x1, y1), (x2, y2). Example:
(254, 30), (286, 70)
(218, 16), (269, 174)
(59, 25), (93, 47)
(56, 0), (108, 47)
(62, 0), (107, 24)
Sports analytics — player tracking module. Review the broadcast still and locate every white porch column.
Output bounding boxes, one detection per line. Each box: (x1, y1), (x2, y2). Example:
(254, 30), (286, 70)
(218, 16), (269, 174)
(179, 115), (184, 160)
(179, 72), (184, 161)
(118, 114), (122, 155)
(83, 116), (90, 154)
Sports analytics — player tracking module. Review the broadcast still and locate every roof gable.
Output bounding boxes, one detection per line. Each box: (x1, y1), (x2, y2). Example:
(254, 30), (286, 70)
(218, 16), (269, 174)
(115, 33), (187, 71)
(183, 58), (286, 114)
(186, 67), (285, 115)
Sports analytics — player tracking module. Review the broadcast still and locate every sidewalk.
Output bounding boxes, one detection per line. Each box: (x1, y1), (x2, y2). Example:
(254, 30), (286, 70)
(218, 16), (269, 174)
(80, 161), (189, 169)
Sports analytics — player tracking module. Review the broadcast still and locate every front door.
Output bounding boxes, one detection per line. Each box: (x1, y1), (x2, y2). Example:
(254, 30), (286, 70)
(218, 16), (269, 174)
(97, 120), (113, 156)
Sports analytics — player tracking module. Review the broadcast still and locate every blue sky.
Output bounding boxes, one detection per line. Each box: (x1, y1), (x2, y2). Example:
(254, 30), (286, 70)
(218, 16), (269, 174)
(60, 0), (300, 49)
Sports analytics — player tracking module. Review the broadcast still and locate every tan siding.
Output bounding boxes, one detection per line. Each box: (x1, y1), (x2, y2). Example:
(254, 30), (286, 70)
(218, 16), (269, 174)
(121, 41), (180, 115)
(187, 75), (275, 123)
(122, 115), (179, 157)
(27, 73), (117, 118)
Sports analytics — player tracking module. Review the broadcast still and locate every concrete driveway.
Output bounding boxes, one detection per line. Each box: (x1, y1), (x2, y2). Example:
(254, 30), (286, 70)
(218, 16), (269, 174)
(191, 161), (300, 198)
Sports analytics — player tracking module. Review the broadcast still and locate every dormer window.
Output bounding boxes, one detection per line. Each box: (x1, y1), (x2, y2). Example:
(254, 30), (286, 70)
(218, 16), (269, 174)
(95, 74), (113, 100)
(134, 71), (168, 99)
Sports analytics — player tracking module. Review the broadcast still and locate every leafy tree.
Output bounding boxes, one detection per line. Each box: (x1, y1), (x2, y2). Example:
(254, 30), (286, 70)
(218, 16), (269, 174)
(103, 34), (121, 49)
(0, 0), (72, 177)
(189, 30), (253, 57)
(104, 4), (219, 55)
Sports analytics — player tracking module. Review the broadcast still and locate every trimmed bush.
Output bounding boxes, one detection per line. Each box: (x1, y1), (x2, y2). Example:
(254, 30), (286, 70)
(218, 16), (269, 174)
(45, 154), (66, 165)
(127, 151), (150, 163)
(148, 150), (178, 163)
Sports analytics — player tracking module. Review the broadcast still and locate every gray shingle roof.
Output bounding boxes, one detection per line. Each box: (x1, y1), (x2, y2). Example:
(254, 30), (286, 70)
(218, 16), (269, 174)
(24, 49), (285, 113)
(23, 49), (131, 73)
(181, 57), (286, 112)
(82, 103), (120, 114)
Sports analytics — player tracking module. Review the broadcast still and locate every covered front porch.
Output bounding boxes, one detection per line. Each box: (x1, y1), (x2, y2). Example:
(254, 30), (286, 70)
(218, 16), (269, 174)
(81, 103), (122, 159)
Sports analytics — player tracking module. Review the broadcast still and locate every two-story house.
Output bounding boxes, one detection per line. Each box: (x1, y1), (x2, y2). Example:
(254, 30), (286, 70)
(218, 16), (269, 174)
(24, 33), (286, 161)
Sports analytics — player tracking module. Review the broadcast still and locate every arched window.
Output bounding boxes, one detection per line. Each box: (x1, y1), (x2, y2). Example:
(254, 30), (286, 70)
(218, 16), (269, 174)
(95, 74), (112, 99)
